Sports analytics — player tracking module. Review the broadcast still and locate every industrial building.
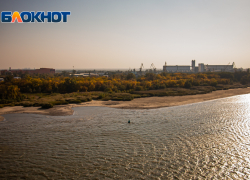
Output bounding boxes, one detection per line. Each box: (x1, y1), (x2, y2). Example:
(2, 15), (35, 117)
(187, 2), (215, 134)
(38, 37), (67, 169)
(163, 62), (191, 72)
(163, 60), (234, 73)
(202, 64), (234, 72)
(72, 73), (99, 77)
(1, 68), (55, 75)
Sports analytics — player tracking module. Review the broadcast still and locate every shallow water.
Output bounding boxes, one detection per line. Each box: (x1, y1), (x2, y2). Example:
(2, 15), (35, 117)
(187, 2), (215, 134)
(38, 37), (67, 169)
(1, 94), (250, 179)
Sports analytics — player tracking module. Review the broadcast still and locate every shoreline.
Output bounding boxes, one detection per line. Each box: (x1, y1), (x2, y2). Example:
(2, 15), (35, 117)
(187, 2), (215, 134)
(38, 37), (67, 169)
(0, 87), (250, 119)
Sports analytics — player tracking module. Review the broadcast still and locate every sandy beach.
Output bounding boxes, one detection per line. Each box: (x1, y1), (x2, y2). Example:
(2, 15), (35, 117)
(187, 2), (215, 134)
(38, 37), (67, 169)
(0, 87), (250, 119)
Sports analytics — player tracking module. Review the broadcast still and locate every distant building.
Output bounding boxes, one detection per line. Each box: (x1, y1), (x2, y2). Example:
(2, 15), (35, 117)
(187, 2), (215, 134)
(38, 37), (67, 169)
(191, 60), (195, 72)
(163, 60), (235, 73)
(194, 67), (199, 73)
(163, 65), (191, 72)
(72, 73), (99, 77)
(198, 63), (205, 72)
(1, 68), (55, 75)
(205, 64), (234, 72)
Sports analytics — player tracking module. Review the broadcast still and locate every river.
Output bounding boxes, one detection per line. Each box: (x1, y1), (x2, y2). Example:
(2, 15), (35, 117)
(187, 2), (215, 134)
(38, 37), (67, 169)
(1, 94), (250, 179)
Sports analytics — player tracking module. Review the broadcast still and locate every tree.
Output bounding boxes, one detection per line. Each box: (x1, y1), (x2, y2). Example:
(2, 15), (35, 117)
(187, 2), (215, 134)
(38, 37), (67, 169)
(184, 80), (192, 88)
(145, 73), (156, 81)
(126, 73), (136, 80)
(61, 71), (70, 77)
(210, 78), (218, 87)
(240, 75), (249, 85)
(63, 78), (78, 92)
(4, 75), (14, 82)
(0, 85), (24, 101)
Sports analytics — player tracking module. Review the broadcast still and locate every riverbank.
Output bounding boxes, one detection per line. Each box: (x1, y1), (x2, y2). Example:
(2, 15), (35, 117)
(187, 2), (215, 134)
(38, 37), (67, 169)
(0, 87), (250, 118)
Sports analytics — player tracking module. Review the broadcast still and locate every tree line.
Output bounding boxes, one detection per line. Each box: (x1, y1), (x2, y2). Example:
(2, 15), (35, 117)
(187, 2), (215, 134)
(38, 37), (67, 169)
(0, 71), (249, 103)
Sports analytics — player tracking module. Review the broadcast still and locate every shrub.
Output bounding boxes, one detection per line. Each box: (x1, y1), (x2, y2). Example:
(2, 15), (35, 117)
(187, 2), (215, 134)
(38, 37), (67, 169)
(22, 103), (33, 107)
(67, 99), (81, 104)
(42, 103), (54, 109)
(126, 73), (136, 80)
(33, 103), (41, 107)
(135, 86), (144, 91)
(133, 95), (141, 98)
(104, 88), (112, 93)
(240, 75), (249, 85)
(184, 81), (192, 88)
(98, 94), (106, 99)
(210, 81), (218, 87)
(53, 101), (69, 105)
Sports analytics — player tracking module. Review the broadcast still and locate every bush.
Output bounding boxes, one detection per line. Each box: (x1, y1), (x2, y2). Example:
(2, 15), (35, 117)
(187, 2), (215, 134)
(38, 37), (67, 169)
(210, 79), (218, 87)
(159, 84), (166, 89)
(98, 94), (106, 99)
(22, 103), (33, 107)
(133, 95), (141, 98)
(53, 101), (69, 105)
(240, 75), (249, 85)
(66, 99), (81, 104)
(80, 97), (92, 102)
(126, 73), (136, 80)
(33, 103), (41, 107)
(184, 81), (192, 88)
(135, 86), (144, 91)
(104, 88), (112, 92)
(193, 80), (200, 86)
(102, 97), (111, 101)
(41, 103), (54, 109)
(112, 96), (134, 101)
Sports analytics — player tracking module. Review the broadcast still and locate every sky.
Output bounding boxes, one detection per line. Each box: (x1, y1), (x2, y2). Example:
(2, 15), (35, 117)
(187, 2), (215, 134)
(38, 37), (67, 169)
(0, 0), (250, 70)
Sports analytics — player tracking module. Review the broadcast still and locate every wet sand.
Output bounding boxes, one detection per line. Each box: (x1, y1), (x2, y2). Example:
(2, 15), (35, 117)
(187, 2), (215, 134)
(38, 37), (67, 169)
(0, 87), (250, 118)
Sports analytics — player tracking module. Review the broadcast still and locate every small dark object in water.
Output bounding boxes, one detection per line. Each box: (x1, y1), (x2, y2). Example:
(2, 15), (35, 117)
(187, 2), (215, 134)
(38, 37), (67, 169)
(128, 120), (130, 123)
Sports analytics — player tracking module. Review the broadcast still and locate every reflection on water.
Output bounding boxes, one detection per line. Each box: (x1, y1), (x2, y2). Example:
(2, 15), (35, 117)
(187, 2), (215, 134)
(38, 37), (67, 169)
(1, 94), (250, 179)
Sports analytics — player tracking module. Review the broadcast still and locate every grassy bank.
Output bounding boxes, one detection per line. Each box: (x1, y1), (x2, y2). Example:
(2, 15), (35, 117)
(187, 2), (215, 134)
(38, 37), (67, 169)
(132, 83), (247, 97)
(0, 83), (247, 109)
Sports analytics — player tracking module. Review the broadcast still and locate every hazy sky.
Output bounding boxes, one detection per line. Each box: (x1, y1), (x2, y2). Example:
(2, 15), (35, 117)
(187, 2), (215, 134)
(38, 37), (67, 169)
(0, 0), (250, 69)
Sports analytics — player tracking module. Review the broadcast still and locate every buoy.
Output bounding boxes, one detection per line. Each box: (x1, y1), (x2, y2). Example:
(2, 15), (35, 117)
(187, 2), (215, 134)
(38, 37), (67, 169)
(128, 120), (130, 123)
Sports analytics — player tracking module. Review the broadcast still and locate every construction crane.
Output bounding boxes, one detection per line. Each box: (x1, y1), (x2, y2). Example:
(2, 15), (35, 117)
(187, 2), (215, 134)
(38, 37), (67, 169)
(139, 63), (144, 72)
(150, 63), (156, 72)
(232, 62), (236, 68)
(224, 62), (235, 72)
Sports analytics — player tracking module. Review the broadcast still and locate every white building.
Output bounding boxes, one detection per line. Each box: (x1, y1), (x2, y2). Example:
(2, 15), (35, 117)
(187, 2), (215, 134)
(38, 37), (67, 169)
(205, 64), (234, 72)
(163, 65), (191, 72)
(163, 61), (234, 73)
(198, 63), (205, 72)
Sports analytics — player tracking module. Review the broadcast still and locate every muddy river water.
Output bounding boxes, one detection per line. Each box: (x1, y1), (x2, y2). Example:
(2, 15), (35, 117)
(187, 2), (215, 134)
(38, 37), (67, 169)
(1, 94), (250, 179)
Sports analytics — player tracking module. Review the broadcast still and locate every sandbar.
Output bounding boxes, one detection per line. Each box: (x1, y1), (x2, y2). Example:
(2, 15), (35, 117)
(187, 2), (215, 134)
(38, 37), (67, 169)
(0, 87), (250, 118)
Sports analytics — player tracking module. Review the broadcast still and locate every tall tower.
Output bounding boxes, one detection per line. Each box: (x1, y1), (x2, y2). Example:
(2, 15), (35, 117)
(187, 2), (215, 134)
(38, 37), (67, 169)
(191, 60), (195, 72)
(163, 61), (167, 72)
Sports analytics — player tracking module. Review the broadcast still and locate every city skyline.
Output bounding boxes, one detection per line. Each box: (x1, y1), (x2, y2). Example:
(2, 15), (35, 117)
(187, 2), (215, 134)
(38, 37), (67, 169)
(1, 0), (250, 69)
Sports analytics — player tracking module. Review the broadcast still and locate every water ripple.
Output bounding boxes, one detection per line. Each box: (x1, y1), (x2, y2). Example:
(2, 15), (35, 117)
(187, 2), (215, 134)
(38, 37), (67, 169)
(1, 94), (250, 179)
